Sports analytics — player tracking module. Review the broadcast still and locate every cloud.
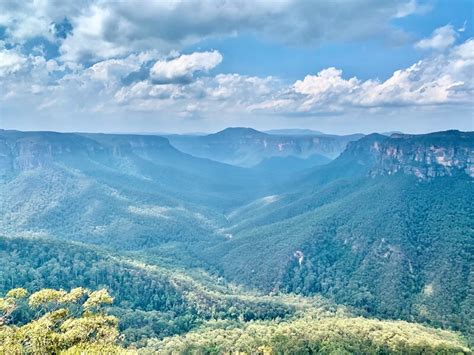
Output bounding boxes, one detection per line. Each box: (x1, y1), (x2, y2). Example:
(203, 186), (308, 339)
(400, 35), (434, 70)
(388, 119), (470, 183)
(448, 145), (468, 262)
(251, 39), (474, 114)
(1, 1), (471, 134)
(0, 48), (27, 76)
(0, 0), (472, 135)
(1, 0), (419, 63)
(106, 40), (474, 118)
(112, 72), (278, 116)
(86, 52), (157, 83)
(415, 25), (457, 50)
(0, 1), (85, 42)
(395, 0), (431, 18)
(150, 51), (222, 84)
(457, 20), (467, 33)
(294, 68), (359, 102)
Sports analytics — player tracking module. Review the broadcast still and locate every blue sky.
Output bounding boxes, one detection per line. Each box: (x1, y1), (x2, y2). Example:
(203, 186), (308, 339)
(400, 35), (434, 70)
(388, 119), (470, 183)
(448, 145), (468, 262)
(0, 0), (473, 134)
(190, 1), (473, 81)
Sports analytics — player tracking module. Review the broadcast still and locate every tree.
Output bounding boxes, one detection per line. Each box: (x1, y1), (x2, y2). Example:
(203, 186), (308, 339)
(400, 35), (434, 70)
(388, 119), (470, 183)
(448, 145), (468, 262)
(0, 287), (133, 354)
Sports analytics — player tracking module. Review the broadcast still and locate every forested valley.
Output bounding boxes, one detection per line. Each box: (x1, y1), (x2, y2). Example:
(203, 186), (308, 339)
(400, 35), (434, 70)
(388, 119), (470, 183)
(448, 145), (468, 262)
(0, 128), (472, 353)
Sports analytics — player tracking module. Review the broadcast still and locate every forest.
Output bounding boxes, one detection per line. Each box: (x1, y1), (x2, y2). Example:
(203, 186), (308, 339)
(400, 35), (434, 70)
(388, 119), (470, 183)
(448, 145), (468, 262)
(0, 235), (472, 353)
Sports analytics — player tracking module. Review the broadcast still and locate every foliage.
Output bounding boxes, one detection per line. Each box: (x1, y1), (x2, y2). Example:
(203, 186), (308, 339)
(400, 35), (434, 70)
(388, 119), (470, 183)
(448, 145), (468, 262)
(146, 316), (470, 354)
(0, 236), (299, 346)
(210, 175), (473, 340)
(0, 287), (133, 354)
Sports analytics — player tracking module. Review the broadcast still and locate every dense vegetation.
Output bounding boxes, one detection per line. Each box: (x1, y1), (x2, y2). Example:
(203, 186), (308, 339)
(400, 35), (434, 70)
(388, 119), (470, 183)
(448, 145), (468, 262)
(2, 285), (469, 354)
(146, 317), (470, 354)
(211, 175), (473, 339)
(0, 236), (301, 346)
(0, 287), (130, 353)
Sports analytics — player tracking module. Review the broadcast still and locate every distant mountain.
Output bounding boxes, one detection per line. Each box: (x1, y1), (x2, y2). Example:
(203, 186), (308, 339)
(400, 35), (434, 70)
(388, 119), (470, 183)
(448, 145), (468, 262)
(253, 154), (331, 176)
(0, 129), (266, 201)
(166, 127), (363, 166)
(130, 131), (208, 136)
(381, 131), (404, 136)
(264, 128), (325, 136)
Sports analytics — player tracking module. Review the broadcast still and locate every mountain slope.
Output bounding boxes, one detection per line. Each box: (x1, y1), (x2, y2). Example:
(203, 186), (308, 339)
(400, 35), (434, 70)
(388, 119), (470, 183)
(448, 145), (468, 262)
(0, 130), (277, 261)
(0, 130), (267, 205)
(207, 131), (474, 337)
(148, 316), (470, 353)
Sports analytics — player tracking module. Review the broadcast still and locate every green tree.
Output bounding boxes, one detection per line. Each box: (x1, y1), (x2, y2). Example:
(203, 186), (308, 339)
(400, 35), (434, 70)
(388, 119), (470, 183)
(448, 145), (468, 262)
(0, 287), (133, 354)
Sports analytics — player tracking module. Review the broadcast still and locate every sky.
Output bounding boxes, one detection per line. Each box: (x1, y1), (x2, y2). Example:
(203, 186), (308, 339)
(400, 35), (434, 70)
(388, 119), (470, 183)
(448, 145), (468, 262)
(0, 0), (473, 134)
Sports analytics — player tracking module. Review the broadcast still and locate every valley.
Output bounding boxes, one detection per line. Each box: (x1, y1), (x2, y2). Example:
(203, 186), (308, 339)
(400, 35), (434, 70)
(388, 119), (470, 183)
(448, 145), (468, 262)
(0, 128), (472, 352)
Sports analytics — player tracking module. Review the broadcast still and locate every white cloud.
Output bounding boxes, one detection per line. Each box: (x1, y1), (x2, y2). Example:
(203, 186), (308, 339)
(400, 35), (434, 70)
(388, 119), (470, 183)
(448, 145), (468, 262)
(0, 1), (472, 134)
(86, 52), (156, 82)
(457, 20), (467, 33)
(360, 39), (473, 106)
(0, 1), (84, 42)
(112, 72), (279, 117)
(0, 48), (27, 76)
(294, 68), (355, 96)
(3, 39), (473, 120)
(1, 0), (417, 63)
(394, 0), (431, 18)
(415, 25), (457, 50)
(150, 51), (222, 84)
(208, 74), (277, 100)
(59, 5), (133, 63)
(252, 39), (474, 114)
(107, 40), (474, 118)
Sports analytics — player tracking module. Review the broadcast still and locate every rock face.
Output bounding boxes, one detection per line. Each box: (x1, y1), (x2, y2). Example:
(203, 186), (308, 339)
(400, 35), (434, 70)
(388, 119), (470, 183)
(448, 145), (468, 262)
(341, 130), (474, 179)
(0, 130), (181, 177)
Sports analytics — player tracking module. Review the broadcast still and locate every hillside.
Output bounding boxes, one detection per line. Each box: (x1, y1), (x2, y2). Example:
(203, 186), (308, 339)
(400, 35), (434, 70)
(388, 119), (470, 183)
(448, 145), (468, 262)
(0, 129), (266, 206)
(146, 317), (470, 353)
(207, 131), (474, 338)
(1, 236), (470, 353)
(0, 235), (305, 346)
(0, 130), (275, 264)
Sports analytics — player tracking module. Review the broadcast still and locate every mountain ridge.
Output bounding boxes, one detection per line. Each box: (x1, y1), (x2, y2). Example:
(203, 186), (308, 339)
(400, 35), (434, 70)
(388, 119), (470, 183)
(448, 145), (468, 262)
(166, 127), (364, 166)
(340, 130), (473, 179)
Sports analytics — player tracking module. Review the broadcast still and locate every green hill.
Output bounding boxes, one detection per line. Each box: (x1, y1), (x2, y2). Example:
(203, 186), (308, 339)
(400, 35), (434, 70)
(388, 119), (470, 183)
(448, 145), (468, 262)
(147, 316), (470, 354)
(1, 236), (470, 353)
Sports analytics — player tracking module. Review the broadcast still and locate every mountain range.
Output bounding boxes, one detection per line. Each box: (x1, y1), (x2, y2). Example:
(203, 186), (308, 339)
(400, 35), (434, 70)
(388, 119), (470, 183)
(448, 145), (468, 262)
(0, 127), (472, 350)
(165, 127), (364, 166)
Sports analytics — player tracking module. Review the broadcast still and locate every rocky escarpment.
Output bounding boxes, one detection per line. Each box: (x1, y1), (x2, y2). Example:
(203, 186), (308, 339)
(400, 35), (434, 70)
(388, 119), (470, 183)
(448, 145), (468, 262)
(342, 130), (473, 179)
(0, 130), (178, 177)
